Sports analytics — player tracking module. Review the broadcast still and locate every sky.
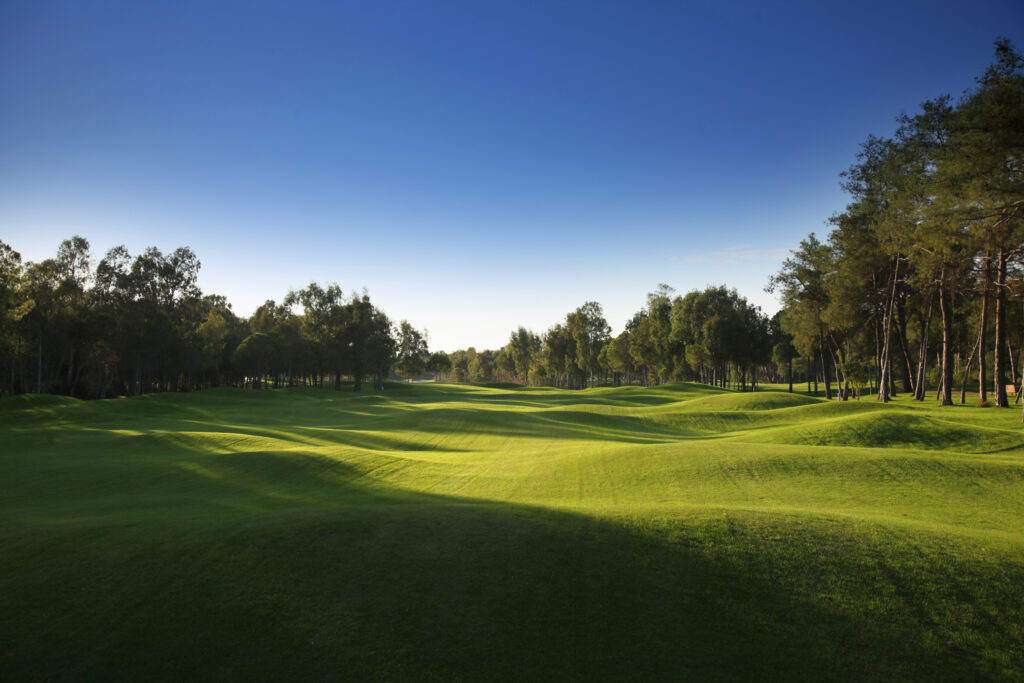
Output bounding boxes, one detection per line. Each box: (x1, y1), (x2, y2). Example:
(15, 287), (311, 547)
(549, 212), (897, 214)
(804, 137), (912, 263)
(2, 1), (1022, 351)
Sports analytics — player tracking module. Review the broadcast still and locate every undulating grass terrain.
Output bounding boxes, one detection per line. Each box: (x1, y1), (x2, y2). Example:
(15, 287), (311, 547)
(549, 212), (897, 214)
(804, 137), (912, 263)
(3, 382), (1024, 680)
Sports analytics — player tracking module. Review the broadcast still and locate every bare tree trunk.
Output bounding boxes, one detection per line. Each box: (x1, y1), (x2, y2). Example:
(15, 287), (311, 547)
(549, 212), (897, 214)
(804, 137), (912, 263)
(873, 316), (881, 395)
(979, 251), (991, 404)
(833, 353), (845, 400)
(914, 288), (935, 401)
(877, 258), (901, 402)
(896, 300), (914, 393)
(820, 337), (832, 400)
(895, 324), (915, 394)
(938, 270), (954, 406)
(1008, 339), (1017, 400)
(960, 327), (982, 404)
(995, 248), (1009, 407)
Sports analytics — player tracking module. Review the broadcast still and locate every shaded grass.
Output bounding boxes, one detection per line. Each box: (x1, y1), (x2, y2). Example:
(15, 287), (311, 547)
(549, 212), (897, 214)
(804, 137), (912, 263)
(2, 383), (1024, 680)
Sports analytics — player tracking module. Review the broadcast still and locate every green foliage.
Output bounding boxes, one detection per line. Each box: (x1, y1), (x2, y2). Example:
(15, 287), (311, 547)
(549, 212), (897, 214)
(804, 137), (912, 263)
(773, 40), (1024, 406)
(426, 350), (451, 381)
(0, 236), (411, 396)
(395, 320), (428, 380)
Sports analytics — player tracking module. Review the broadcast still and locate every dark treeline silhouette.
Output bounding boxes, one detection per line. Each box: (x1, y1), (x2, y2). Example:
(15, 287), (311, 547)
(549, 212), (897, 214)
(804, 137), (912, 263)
(0, 238), (430, 397)
(769, 39), (1024, 409)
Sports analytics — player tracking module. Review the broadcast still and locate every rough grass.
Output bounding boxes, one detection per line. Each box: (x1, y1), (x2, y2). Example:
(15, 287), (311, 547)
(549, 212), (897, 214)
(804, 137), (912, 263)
(2, 382), (1024, 680)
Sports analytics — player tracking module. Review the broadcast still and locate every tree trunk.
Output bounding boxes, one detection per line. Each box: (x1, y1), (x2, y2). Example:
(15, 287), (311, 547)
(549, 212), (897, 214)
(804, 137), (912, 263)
(938, 271), (954, 406)
(960, 327), (981, 404)
(914, 288), (935, 401)
(1008, 339), (1018, 400)
(895, 300), (914, 393)
(820, 339), (832, 400)
(877, 258), (901, 402)
(833, 352), (845, 400)
(994, 248), (1009, 407)
(873, 316), (881, 395)
(979, 251), (991, 404)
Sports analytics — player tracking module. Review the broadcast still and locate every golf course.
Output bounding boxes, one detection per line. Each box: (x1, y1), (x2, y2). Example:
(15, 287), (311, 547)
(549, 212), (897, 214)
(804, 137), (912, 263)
(2, 382), (1023, 680)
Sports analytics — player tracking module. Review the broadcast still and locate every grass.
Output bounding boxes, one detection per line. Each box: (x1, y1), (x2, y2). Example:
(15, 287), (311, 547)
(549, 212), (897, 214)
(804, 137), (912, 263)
(2, 382), (1024, 680)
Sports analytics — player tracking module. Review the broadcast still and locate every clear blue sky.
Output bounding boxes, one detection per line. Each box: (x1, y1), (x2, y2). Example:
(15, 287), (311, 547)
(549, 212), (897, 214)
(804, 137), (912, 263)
(2, 0), (1021, 351)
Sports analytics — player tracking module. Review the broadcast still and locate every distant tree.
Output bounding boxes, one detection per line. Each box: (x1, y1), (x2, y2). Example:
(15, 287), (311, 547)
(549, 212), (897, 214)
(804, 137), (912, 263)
(605, 332), (634, 386)
(567, 301), (610, 388)
(769, 313), (797, 393)
(234, 332), (279, 389)
(197, 309), (229, 384)
(468, 349), (495, 383)
(250, 299), (280, 334)
(543, 325), (571, 388)
(427, 351), (450, 382)
(366, 328), (397, 391)
(507, 327), (541, 383)
(0, 241), (31, 395)
(395, 320), (428, 381)
(769, 234), (836, 398)
(285, 282), (346, 388)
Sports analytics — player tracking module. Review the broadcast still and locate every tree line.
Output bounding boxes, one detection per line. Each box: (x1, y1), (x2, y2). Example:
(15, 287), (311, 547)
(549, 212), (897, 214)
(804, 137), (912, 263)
(439, 286), (778, 391)
(0, 237), (431, 397)
(769, 39), (1024, 408)
(0, 232), (785, 397)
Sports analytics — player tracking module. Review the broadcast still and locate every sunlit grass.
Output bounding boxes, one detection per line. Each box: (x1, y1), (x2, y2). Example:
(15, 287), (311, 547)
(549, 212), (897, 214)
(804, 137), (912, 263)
(2, 382), (1023, 680)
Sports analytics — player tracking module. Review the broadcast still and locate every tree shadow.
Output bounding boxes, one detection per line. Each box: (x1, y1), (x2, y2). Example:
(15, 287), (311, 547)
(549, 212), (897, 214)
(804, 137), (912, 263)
(4, 446), (1019, 681)
(356, 407), (682, 445)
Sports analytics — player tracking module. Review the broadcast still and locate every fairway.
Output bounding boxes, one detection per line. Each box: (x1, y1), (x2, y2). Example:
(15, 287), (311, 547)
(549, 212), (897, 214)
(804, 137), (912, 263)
(3, 382), (1024, 680)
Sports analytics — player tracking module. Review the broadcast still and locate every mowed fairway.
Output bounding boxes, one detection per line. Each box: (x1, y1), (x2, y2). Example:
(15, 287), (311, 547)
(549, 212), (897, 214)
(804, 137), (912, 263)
(3, 383), (1024, 681)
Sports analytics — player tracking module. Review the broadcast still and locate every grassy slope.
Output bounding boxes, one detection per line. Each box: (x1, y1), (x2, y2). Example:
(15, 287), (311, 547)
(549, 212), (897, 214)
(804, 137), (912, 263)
(2, 383), (1023, 681)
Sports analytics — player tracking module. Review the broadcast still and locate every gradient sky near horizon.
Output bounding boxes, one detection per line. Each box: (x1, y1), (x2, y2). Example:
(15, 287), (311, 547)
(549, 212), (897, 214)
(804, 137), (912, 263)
(2, 1), (1022, 351)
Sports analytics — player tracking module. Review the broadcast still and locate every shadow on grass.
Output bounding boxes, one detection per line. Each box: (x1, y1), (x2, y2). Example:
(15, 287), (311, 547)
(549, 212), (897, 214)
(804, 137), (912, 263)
(3, 446), (1020, 681)
(756, 411), (1024, 454)
(124, 409), (669, 452)
(359, 407), (683, 445)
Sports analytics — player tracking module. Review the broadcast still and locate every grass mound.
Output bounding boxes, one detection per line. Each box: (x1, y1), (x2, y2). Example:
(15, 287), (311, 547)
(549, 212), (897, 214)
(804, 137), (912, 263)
(2, 382), (1023, 680)
(683, 390), (824, 411)
(754, 410), (1024, 453)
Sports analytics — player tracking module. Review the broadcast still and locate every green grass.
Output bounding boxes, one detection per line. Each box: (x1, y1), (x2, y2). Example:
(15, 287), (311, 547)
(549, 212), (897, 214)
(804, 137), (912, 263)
(3, 382), (1024, 680)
